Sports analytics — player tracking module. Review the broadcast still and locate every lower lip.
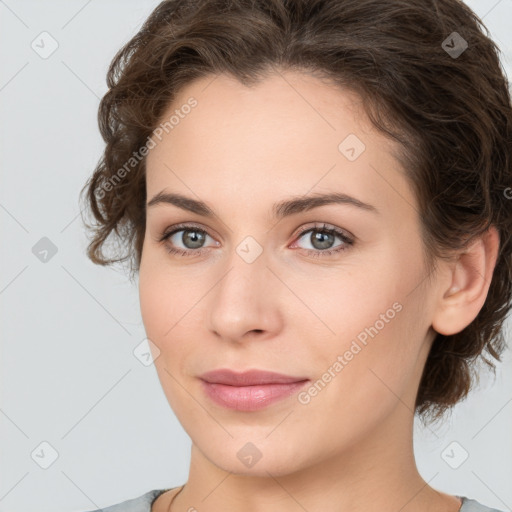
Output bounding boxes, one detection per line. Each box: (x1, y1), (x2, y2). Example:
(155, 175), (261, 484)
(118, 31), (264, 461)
(200, 379), (309, 411)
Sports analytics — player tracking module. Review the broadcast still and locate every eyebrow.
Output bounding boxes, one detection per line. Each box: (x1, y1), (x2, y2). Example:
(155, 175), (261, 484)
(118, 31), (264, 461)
(146, 191), (378, 218)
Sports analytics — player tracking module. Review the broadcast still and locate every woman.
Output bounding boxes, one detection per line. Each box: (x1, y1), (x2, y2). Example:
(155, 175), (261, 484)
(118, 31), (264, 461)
(80, 0), (511, 510)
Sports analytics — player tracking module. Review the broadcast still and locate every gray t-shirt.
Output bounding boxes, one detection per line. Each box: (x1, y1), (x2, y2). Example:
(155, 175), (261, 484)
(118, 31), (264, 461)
(82, 489), (506, 512)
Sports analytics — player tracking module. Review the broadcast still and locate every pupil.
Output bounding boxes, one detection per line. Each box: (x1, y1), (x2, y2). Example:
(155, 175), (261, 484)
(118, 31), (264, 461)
(312, 231), (333, 250)
(184, 230), (204, 249)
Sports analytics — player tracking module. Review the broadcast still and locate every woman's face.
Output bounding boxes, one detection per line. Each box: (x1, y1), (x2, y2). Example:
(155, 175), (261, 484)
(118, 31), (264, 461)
(139, 70), (440, 476)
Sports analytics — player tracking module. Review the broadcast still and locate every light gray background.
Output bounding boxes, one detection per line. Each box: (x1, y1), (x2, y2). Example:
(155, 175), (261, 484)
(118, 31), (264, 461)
(1, 1), (511, 511)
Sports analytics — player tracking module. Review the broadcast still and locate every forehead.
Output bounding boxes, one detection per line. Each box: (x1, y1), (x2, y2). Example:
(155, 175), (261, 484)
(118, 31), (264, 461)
(156, 70), (371, 149)
(145, 70), (415, 220)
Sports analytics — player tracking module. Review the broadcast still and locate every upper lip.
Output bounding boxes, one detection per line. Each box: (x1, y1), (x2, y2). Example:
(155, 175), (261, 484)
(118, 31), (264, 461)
(199, 369), (309, 386)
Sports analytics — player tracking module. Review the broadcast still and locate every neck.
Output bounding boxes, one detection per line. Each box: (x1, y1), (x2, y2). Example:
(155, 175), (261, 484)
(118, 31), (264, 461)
(168, 403), (460, 512)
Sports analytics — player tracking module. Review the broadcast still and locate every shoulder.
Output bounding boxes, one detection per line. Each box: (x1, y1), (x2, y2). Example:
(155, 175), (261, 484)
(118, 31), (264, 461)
(460, 496), (507, 512)
(81, 489), (168, 512)
(80, 491), (505, 512)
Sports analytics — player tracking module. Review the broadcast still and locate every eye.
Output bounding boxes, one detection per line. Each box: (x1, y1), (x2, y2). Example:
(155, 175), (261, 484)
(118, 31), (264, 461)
(291, 223), (354, 257)
(159, 223), (218, 258)
(158, 222), (354, 259)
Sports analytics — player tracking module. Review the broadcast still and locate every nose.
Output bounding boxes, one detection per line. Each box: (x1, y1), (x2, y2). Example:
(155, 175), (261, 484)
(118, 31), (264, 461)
(207, 250), (284, 344)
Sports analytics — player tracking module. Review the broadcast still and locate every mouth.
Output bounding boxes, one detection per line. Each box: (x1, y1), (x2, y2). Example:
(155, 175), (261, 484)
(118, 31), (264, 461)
(199, 368), (310, 411)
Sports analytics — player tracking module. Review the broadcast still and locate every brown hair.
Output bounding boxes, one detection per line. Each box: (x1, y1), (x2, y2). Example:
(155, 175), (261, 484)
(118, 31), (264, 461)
(80, 0), (512, 425)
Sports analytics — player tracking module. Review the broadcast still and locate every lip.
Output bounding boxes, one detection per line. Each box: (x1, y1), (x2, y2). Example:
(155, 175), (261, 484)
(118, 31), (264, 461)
(199, 368), (308, 386)
(199, 369), (310, 411)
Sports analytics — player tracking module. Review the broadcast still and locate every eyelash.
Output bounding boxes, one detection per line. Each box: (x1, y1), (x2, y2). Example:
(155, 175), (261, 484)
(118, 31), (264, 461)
(158, 222), (354, 258)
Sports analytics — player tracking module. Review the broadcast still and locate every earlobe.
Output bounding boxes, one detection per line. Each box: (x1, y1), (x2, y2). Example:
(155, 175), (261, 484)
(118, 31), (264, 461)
(432, 226), (500, 336)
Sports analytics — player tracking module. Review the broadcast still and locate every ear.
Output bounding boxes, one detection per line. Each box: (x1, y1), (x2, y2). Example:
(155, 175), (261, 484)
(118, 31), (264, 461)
(431, 225), (500, 336)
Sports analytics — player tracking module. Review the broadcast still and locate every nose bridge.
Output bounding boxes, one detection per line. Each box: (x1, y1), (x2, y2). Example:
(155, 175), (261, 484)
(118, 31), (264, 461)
(207, 237), (281, 341)
(217, 228), (270, 293)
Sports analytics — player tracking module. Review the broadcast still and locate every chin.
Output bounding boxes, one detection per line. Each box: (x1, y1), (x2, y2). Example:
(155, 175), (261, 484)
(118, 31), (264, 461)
(194, 434), (315, 478)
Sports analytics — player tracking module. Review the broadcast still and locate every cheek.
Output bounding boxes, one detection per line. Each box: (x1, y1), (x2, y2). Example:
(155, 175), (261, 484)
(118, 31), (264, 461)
(138, 248), (178, 345)
(300, 249), (426, 393)
(138, 261), (160, 337)
(304, 287), (410, 396)
(138, 250), (207, 367)
(139, 236), (184, 321)
(294, 302), (422, 446)
(138, 257), (195, 408)
(297, 259), (402, 347)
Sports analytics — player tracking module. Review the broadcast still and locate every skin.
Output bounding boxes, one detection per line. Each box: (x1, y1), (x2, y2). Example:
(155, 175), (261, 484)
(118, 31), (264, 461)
(138, 69), (500, 512)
